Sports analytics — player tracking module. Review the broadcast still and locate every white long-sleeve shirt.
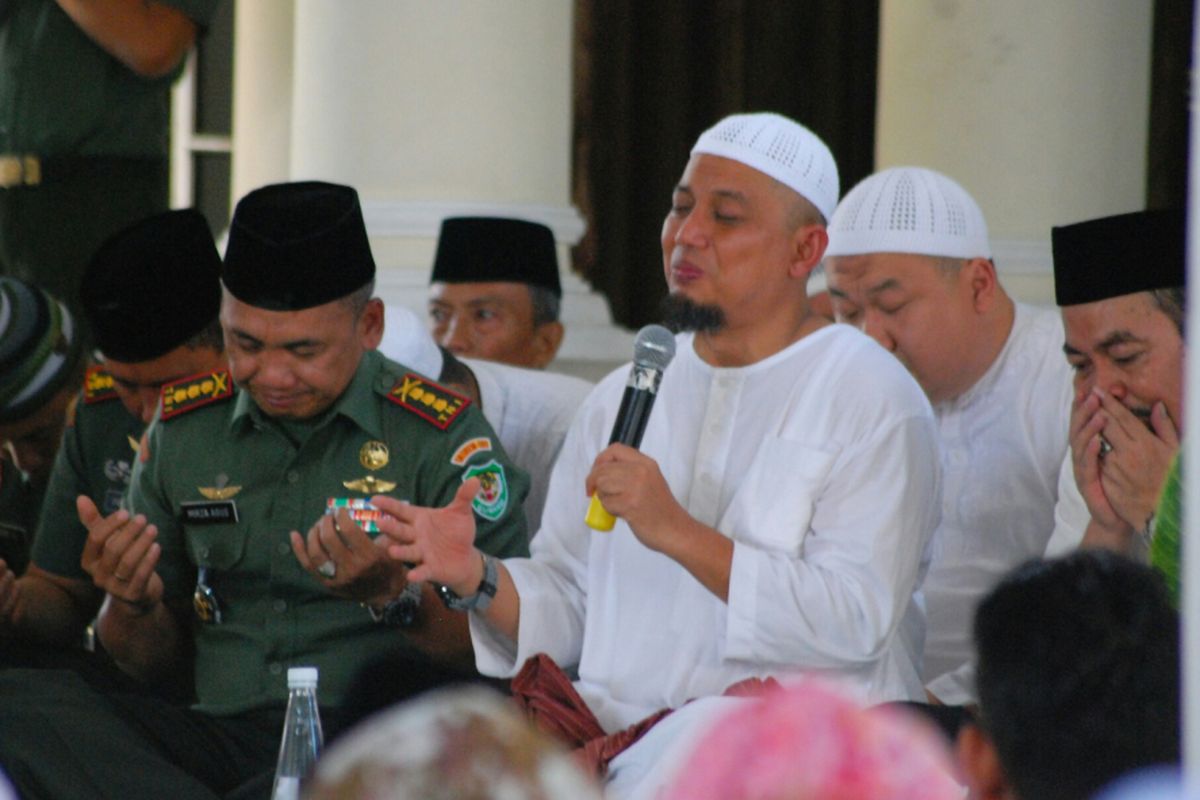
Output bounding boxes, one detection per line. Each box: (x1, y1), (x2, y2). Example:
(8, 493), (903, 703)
(922, 303), (1074, 703)
(471, 325), (941, 732)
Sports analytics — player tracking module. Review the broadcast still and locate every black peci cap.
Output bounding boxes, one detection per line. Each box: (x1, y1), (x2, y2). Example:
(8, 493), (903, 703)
(81, 209), (222, 363)
(431, 217), (561, 297)
(1053, 209), (1185, 306)
(222, 181), (376, 311)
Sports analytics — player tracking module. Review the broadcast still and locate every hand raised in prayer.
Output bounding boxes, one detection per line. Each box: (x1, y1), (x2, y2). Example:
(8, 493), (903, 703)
(374, 479), (483, 598)
(77, 495), (163, 613)
(290, 509), (407, 608)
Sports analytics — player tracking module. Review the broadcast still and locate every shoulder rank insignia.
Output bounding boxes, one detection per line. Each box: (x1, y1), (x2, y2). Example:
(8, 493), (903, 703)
(387, 372), (470, 430)
(161, 371), (233, 421)
(83, 365), (118, 404)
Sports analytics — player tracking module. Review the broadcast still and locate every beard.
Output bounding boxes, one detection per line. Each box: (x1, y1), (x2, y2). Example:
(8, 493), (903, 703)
(659, 293), (726, 334)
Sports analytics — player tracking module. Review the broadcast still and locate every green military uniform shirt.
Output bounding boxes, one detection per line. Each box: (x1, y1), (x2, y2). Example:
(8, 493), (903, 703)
(0, 457), (40, 575)
(0, 0), (219, 157)
(31, 366), (144, 581)
(128, 350), (530, 716)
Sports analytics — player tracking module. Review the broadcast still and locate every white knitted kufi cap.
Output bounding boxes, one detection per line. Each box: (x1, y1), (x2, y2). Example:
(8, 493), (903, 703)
(825, 166), (991, 259)
(691, 112), (840, 223)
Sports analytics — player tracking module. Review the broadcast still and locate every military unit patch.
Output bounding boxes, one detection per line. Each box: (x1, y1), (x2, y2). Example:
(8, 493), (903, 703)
(387, 373), (469, 430)
(161, 371), (233, 420)
(83, 366), (117, 404)
(450, 436), (492, 466)
(462, 459), (509, 521)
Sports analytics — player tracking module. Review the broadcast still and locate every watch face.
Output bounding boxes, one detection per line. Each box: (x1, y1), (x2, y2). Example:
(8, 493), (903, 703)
(384, 593), (420, 627)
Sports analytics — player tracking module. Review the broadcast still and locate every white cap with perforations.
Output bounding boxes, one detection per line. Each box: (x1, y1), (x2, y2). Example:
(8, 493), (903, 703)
(824, 166), (991, 260)
(691, 112), (840, 224)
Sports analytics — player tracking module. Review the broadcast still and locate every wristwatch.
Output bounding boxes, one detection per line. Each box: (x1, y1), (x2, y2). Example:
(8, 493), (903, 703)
(437, 553), (498, 612)
(366, 582), (422, 627)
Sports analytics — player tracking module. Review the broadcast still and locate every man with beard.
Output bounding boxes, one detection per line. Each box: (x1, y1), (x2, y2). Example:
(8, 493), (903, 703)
(1046, 209), (1185, 561)
(373, 112), (942, 798)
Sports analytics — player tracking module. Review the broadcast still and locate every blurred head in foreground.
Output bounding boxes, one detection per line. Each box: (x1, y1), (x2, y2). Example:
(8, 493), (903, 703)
(306, 685), (602, 800)
(662, 678), (962, 800)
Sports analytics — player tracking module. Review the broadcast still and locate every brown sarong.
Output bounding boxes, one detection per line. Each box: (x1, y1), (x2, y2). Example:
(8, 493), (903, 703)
(510, 653), (778, 779)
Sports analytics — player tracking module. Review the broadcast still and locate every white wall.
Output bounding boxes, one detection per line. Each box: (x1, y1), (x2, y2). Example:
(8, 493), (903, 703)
(876, 0), (1154, 305)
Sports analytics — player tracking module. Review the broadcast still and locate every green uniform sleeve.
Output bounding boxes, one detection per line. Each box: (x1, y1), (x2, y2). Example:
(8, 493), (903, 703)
(28, 414), (91, 579)
(400, 399), (530, 560)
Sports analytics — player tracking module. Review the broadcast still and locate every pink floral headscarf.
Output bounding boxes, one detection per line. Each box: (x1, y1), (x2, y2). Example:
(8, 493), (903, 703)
(663, 679), (964, 800)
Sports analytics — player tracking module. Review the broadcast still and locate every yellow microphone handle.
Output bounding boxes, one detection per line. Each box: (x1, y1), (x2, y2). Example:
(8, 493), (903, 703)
(585, 494), (616, 531)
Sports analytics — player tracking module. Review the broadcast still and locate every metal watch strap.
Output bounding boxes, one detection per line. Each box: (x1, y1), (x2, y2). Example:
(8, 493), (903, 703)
(437, 553), (497, 612)
(366, 582), (422, 627)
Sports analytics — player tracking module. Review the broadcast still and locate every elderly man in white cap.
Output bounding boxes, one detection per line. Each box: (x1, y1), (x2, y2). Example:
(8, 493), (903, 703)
(823, 166), (1074, 707)
(373, 113), (941, 798)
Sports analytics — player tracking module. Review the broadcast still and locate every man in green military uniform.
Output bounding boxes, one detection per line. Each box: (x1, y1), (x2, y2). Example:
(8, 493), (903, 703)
(0, 209), (226, 667)
(0, 182), (529, 799)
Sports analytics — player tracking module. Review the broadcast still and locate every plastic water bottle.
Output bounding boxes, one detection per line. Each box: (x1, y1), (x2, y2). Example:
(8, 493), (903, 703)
(271, 666), (324, 800)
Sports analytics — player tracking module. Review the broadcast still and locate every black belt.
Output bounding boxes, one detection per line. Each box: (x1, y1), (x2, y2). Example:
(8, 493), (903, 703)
(0, 154), (165, 188)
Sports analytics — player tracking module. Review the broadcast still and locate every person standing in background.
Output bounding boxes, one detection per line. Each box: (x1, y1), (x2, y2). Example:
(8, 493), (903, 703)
(0, 0), (219, 331)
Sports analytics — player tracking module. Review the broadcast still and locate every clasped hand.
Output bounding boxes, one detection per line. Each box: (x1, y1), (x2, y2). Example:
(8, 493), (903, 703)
(1070, 387), (1178, 533)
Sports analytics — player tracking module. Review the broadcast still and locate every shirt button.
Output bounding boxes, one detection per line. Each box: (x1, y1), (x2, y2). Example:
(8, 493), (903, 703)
(287, 471), (300, 484)
(273, 599), (287, 613)
(277, 542), (290, 556)
(198, 546), (210, 559)
(269, 662), (283, 675)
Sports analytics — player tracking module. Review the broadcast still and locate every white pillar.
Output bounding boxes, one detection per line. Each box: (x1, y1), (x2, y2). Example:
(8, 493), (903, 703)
(285, 0), (631, 376)
(876, 0), (1154, 305)
(230, 0), (296, 205)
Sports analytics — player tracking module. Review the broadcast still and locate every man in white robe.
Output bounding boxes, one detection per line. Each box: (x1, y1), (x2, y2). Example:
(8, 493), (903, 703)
(374, 112), (941, 799)
(823, 167), (1074, 705)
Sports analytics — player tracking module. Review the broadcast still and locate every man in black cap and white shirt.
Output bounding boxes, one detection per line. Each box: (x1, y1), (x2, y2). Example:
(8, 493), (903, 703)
(427, 216), (566, 369)
(0, 182), (529, 799)
(1045, 209), (1185, 560)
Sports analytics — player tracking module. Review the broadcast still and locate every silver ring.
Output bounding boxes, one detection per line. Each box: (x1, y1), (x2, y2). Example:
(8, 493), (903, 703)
(317, 561), (337, 579)
(1099, 437), (1113, 457)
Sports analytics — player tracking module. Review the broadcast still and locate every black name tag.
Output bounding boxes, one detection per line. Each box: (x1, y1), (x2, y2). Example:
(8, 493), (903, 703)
(180, 500), (239, 525)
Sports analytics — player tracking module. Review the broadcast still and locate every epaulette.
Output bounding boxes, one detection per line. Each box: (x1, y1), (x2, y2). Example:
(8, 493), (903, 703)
(161, 370), (233, 421)
(83, 365), (118, 405)
(386, 372), (470, 430)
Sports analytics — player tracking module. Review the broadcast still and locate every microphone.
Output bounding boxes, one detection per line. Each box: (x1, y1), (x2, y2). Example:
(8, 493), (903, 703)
(585, 324), (677, 531)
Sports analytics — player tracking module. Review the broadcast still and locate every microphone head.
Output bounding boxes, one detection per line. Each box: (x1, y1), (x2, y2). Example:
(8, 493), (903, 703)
(633, 324), (676, 372)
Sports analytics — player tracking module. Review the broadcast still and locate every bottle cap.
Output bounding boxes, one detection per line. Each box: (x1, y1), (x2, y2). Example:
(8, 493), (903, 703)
(287, 666), (319, 688)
